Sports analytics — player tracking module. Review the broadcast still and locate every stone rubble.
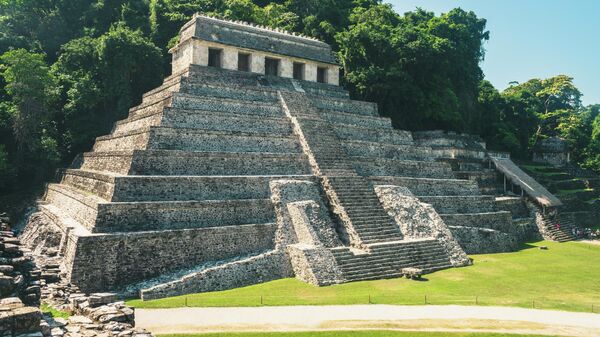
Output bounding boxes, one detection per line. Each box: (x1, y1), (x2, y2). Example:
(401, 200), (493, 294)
(1, 212), (154, 337)
(32, 245), (154, 337)
(1, 212), (43, 336)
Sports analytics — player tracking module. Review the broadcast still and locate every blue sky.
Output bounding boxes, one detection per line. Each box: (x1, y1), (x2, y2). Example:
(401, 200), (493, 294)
(387, 0), (599, 105)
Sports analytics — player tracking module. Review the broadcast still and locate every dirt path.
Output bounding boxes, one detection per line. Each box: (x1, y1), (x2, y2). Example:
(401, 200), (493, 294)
(579, 240), (600, 246)
(136, 305), (600, 336)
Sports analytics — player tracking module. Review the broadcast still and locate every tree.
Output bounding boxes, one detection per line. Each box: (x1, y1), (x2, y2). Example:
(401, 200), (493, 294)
(0, 0), (153, 59)
(53, 25), (163, 157)
(336, 5), (489, 131)
(0, 49), (57, 153)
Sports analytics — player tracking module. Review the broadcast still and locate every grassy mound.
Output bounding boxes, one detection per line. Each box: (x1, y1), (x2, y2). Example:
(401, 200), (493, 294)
(128, 241), (600, 312)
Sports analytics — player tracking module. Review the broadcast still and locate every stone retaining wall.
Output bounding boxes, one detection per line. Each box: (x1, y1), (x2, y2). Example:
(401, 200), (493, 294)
(161, 108), (292, 134)
(321, 111), (392, 129)
(58, 220), (277, 292)
(441, 212), (514, 233)
(171, 93), (283, 117)
(333, 125), (413, 144)
(418, 196), (496, 214)
(370, 176), (481, 196)
(449, 226), (518, 254)
(110, 175), (314, 202)
(93, 199), (275, 232)
(140, 250), (292, 300)
(343, 142), (433, 161)
(81, 151), (311, 176)
(311, 97), (378, 117)
(352, 159), (455, 179)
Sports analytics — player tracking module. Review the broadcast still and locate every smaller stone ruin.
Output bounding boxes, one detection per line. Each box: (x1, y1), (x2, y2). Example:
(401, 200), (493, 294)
(533, 137), (570, 166)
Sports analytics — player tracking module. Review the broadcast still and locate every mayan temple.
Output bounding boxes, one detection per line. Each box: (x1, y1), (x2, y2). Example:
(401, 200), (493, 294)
(22, 15), (560, 300)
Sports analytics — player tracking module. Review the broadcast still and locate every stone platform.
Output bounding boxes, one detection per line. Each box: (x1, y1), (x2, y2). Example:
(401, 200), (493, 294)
(21, 15), (545, 299)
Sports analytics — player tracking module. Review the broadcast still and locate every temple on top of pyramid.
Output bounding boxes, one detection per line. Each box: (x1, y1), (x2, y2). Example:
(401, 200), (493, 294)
(22, 14), (561, 301)
(170, 14), (339, 85)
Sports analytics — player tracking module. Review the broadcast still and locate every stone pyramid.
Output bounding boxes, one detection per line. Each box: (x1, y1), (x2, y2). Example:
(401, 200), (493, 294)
(25, 15), (528, 300)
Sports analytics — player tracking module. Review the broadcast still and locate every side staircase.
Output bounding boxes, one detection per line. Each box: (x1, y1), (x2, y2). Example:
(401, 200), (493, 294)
(539, 213), (577, 242)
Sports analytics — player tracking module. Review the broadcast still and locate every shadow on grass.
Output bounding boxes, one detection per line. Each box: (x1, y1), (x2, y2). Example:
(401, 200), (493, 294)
(515, 242), (540, 252)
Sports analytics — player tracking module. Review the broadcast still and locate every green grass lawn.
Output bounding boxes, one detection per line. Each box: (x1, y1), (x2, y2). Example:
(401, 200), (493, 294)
(158, 332), (558, 337)
(556, 188), (594, 195)
(41, 302), (70, 319)
(128, 241), (600, 313)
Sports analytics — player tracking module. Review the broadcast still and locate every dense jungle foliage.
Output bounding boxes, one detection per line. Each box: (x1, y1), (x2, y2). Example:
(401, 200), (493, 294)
(0, 0), (598, 194)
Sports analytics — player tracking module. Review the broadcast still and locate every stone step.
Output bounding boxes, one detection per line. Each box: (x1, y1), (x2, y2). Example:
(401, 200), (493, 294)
(338, 255), (452, 273)
(339, 256), (450, 274)
(343, 262), (452, 281)
(336, 252), (452, 269)
(303, 86), (349, 99)
(59, 169), (116, 201)
(429, 147), (486, 161)
(45, 183), (277, 233)
(417, 195), (497, 214)
(342, 141), (435, 161)
(80, 150), (311, 176)
(337, 198), (384, 206)
(368, 240), (446, 252)
(44, 184), (100, 231)
(342, 206), (391, 216)
(61, 169), (314, 202)
(96, 127), (302, 154)
(129, 94), (173, 119)
(321, 110), (393, 129)
(180, 64), (268, 88)
(321, 169), (358, 176)
(495, 196), (529, 218)
(350, 228), (402, 237)
(352, 158), (455, 179)
(177, 80), (279, 103)
(93, 128), (150, 151)
(454, 170), (498, 183)
(170, 93), (283, 117)
(311, 97), (378, 117)
(160, 108), (293, 135)
(332, 124), (414, 145)
(138, 80), (183, 107)
(93, 198), (276, 233)
(333, 246), (447, 262)
(112, 110), (164, 135)
(369, 176), (480, 197)
(440, 211), (513, 233)
(330, 239), (453, 280)
(328, 183), (374, 192)
(140, 73), (186, 101)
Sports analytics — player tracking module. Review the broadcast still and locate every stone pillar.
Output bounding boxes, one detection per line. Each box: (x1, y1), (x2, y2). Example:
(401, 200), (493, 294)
(251, 52), (265, 74)
(280, 58), (293, 78)
(193, 40), (208, 67)
(222, 46), (238, 71)
(328, 65), (340, 86)
(305, 63), (317, 82)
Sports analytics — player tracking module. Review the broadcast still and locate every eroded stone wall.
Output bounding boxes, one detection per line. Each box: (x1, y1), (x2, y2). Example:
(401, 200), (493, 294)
(60, 223), (277, 292)
(374, 185), (470, 267)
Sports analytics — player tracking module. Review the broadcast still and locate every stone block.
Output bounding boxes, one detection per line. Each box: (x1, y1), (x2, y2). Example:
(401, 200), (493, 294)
(0, 297), (23, 310)
(87, 293), (117, 307)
